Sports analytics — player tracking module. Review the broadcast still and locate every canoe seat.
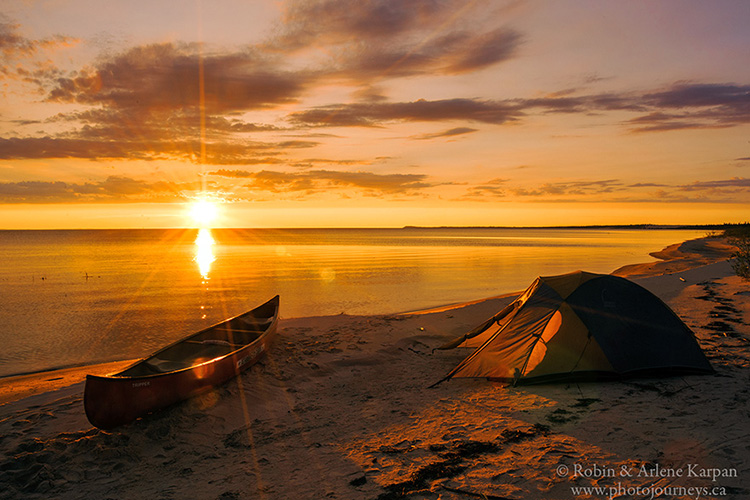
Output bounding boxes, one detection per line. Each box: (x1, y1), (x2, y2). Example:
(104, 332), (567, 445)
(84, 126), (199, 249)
(224, 317), (274, 331)
(248, 317), (274, 328)
(201, 339), (232, 346)
(191, 328), (262, 345)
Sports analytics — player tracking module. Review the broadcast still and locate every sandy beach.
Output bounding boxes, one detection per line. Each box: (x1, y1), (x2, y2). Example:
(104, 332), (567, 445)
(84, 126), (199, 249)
(1, 237), (747, 500)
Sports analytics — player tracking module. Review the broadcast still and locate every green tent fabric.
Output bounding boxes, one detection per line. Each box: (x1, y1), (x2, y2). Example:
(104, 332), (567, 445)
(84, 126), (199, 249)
(435, 271), (714, 385)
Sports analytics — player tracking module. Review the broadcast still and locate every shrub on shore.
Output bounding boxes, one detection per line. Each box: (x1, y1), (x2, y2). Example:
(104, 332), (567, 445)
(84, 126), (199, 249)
(723, 223), (750, 279)
(723, 222), (750, 239)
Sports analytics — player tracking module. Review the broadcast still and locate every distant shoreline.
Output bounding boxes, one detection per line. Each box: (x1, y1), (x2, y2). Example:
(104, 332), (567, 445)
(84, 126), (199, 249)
(402, 224), (728, 230)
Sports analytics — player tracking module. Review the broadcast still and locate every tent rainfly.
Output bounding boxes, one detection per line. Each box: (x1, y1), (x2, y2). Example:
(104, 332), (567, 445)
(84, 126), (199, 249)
(434, 271), (714, 386)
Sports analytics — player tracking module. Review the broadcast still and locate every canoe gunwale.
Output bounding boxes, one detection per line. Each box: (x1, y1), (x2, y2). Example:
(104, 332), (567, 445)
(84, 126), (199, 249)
(87, 324), (276, 381)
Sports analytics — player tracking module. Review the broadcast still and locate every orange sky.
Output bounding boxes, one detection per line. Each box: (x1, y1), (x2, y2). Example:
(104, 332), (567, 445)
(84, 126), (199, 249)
(1, 1), (749, 228)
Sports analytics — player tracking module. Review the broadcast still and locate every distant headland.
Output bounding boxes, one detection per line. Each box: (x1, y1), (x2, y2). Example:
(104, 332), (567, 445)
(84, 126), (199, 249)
(402, 224), (733, 230)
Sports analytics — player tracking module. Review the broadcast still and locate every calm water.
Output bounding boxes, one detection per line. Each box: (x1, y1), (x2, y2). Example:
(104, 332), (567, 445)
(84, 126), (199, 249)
(0, 227), (705, 377)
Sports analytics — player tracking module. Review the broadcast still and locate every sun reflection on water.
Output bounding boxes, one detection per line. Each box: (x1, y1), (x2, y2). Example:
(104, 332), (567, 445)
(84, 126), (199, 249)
(195, 228), (215, 280)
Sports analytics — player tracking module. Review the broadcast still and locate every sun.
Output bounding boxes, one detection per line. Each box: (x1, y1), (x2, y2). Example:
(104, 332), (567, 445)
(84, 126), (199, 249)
(189, 198), (220, 227)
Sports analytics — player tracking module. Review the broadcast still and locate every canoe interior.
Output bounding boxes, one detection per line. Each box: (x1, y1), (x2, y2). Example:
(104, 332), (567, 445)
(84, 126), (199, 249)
(116, 298), (278, 378)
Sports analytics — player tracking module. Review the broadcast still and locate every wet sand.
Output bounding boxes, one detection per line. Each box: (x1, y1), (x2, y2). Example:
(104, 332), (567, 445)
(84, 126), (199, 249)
(0, 361), (134, 406)
(0, 237), (747, 499)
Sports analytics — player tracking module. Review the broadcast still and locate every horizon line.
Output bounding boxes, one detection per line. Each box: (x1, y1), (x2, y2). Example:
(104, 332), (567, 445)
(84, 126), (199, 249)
(0, 223), (744, 231)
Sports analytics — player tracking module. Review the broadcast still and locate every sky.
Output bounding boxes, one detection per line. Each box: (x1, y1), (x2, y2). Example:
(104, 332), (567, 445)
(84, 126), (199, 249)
(0, 0), (749, 229)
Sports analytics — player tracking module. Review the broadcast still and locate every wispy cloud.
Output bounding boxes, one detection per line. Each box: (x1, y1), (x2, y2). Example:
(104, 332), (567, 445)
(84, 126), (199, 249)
(0, 18), (77, 60)
(462, 178), (508, 199)
(507, 179), (624, 197)
(272, 0), (459, 51)
(208, 168), (432, 195)
(412, 127), (478, 140)
(679, 178), (750, 191)
(270, 0), (522, 79)
(463, 176), (750, 203)
(0, 176), (199, 203)
(628, 182), (670, 188)
(286, 158), (375, 169)
(288, 83), (750, 130)
(0, 18), (77, 90)
(627, 83), (750, 132)
(289, 98), (524, 127)
(0, 136), (317, 164)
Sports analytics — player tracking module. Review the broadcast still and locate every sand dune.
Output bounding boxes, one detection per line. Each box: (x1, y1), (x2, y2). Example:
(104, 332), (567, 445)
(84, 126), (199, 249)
(0, 237), (747, 499)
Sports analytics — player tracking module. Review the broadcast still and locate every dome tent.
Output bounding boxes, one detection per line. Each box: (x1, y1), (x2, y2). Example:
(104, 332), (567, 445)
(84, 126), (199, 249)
(434, 271), (713, 386)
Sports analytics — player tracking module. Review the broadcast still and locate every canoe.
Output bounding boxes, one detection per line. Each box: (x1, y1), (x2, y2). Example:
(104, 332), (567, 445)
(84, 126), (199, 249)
(84, 295), (279, 429)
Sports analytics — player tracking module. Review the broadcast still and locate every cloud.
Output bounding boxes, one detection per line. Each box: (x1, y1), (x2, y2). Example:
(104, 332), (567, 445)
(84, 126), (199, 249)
(643, 83), (750, 108)
(271, 0), (522, 80)
(463, 178), (509, 198)
(442, 28), (522, 74)
(626, 112), (728, 133)
(288, 91), (645, 130)
(640, 177), (750, 202)
(0, 136), (156, 161)
(628, 182), (670, 188)
(207, 169), (255, 178)
(37, 2), (520, 121)
(273, 0), (450, 50)
(464, 178), (626, 200)
(326, 28), (522, 80)
(679, 178), (750, 191)
(1, 36), (329, 164)
(208, 168), (432, 195)
(460, 176), (750, 203)
(0, 135), (316, 164)
(630, 122), (716, 133)
(412, 127), (478, 140)
(288, 82), (750, 131)
(286, 157), (374, 169)
(51, 107), (286, 142)
(0, 19), (36, 59)
(47, 43), (311, 113)
(3, 25), (518, 160)
(0, 18), (77, 61)
(0, 18), (77, 88)
(4, 78), (748, 164)
(0, 176), (198, 203)
(627, 83), (750, 132)
(289, 98), (523, 127)
(534, 180), (624, 196)
(522, 93), (643, 114)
